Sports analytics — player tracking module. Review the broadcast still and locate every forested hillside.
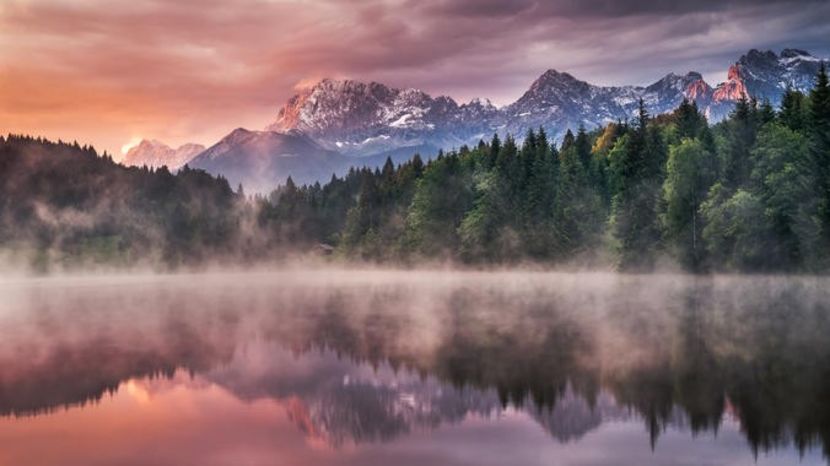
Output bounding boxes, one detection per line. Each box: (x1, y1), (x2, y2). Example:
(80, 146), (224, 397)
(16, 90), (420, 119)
(2, 66), (829, 272)
(0, 136), (245, 268)
(262, 65), (830, 272)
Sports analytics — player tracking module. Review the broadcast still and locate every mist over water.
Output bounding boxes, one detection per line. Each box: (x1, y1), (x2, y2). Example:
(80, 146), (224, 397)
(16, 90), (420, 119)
(0, 269), (828, 466)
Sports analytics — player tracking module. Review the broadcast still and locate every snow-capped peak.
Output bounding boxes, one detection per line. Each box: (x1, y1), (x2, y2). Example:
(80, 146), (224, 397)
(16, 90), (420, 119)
(122, 139), (205, 170)
(262, 48), (827, 162)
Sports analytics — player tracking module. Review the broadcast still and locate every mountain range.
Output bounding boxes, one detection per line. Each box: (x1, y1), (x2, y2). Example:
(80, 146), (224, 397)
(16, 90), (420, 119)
(123, 48), (828, 192)
(187, 128), (386, 194)
(123, 139), (205, 170)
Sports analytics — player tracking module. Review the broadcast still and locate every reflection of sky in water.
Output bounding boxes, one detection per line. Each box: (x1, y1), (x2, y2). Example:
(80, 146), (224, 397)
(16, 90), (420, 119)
(0, 271), (828, 465)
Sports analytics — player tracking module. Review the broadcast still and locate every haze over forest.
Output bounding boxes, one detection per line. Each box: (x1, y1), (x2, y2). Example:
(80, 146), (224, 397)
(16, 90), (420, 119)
(3, 67), (830, 272)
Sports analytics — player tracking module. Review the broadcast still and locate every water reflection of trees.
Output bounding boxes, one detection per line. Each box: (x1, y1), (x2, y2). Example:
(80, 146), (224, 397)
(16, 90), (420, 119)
(262, 277), (830, 456)
(1, 274), (829, 456)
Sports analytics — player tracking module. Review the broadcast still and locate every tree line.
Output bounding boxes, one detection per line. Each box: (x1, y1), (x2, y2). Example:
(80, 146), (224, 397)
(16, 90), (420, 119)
(0, 136), (243, 269)
(2, 65), (829, 272)
(263, 66), (830, 272)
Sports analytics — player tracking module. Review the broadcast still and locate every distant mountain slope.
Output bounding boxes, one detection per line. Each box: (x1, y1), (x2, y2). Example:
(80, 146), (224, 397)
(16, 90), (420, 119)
(188, 128), (366, 194)
(123, 139), (204, 170)
(0, 135), (239, 268)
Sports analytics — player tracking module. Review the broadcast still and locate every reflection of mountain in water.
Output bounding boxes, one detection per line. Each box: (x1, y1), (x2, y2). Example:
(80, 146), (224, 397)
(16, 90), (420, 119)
(203, 342), (654, 447)
(1, 272), (829, 458)
(529, 387), (631, 443)
(205, 343), (503, 446)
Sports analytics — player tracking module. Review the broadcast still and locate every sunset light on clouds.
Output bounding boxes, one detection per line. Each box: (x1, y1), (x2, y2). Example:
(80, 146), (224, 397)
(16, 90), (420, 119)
(2, 0), (829, 155)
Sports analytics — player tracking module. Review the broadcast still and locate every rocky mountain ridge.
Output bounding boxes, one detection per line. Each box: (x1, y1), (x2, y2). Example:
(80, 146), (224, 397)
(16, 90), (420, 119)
(269, 48), (827, 158)
(123, 48), (828, 192)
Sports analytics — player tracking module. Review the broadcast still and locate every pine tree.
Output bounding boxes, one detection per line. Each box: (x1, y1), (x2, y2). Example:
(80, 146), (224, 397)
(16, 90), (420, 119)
(750, 123), (818, 269)
(723, 97), (758, 190)
(485, 133), (501, 169)
(554, 139), (603, 257)
(675, 98), (705, 140)
(662, 138), (717, 269)
(810, 64), (830, 248)
(610, 99), (666, 271)
(758, 100), (776, 125)
(779, 88), (806, 131)
(560, 129), (575, 153)
(575, 125), (592, 172)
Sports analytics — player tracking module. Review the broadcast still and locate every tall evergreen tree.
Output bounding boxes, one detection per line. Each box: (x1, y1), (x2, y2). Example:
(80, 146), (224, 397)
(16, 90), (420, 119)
(560, 129), (575, 153)
(810, 64), (830, 248)
(779, 88), (807, 132)
(575, 125), (592, 172)
(610, 99), (666, 270)
(662, 138), (718, 269)
(554, 140), (603, 257)
(751, 123), (819, 269)
(722, 97), (758, 190)
(675, 99), (706, 140)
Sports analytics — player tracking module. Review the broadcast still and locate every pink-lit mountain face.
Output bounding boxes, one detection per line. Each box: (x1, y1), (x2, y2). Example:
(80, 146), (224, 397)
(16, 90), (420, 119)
(268, 49), (827, 160)
(267, 79), (496, 159)
(712, 65), (750, 103)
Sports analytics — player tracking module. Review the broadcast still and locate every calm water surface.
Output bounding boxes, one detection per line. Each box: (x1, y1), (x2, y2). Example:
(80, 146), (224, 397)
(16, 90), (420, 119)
(0, 270), (828, 466)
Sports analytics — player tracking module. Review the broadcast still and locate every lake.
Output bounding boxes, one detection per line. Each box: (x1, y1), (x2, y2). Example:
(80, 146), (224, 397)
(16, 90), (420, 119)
(0, 270), (828, 465)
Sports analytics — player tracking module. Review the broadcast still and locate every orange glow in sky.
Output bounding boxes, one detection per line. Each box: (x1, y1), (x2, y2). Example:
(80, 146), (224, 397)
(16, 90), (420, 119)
(2, 0), (828, 156)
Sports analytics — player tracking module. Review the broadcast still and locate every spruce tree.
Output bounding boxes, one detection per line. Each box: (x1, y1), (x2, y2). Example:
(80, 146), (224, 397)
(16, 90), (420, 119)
(723, 97), (758, 190)
(779, 88), (806, 131)
(662, 139), (717, 269)
(810, 64), (830, 247)
(610, 99), (666, 271)
(575, 125), (592, 172)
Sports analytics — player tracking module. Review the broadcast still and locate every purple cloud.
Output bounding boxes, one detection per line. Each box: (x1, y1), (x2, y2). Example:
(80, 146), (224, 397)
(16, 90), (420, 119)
(0, 0), (827, 156)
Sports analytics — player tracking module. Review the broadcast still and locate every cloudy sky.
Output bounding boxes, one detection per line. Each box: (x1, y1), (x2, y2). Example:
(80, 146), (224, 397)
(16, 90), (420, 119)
(1, 0), (829, 157)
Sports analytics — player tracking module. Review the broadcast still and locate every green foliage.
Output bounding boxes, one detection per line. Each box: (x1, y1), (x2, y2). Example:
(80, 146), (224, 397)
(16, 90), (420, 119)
(404, 154), (474, 257)
(662, 138), (718, 270)
(701, 186), (768, 269)
(751, 123), (820, 269)
(0, 135), (242, 269)
(554, 137), (604, 258)
(810, 64), (830, 244)
(780, 88), (808, 132)
(609, 100), (667, 270)
(4, 66), (830, 272)
(458, 170), (511, 261)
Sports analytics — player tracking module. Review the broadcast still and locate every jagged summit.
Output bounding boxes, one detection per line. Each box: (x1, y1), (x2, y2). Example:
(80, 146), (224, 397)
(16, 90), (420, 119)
(267, 77), (496, 158)
(269, 78), (457, 135)
(719, 49), (827, 105)
(713, 64), (749, 102)
(149, 48), (827, 191)
(268, 48), (826, 162)
(533, 69), (587, 86)
(123, 139), (205, 170)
